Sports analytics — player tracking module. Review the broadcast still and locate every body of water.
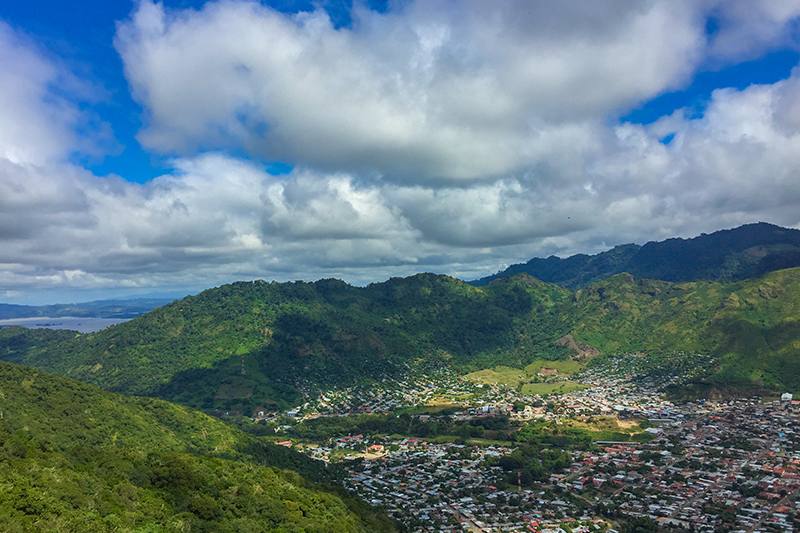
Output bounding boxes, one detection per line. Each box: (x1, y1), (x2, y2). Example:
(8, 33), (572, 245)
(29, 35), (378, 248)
(0, 316), (130, 333)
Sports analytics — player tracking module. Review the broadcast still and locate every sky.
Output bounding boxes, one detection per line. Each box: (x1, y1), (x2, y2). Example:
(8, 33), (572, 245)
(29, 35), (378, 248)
(1, 0), (800, 304)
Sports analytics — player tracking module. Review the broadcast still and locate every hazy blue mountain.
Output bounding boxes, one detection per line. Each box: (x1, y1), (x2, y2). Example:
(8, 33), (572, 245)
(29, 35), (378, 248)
(0, 297), (175, 320)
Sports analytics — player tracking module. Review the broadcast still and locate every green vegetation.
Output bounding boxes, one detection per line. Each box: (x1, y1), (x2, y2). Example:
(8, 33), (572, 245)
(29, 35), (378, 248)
(3, 265), (800, 412)
(0, 274), (574, 413)
(523, 358), (583, 375)
(569, 269), (800, 391)
(492, 418), (649, 488)
(463, 366), (528, 386)
(0, 362), (395, 532)
(492, 421), (592, 486)
(475, 222), (800, 287)
(520, 381), (587, 396)
(547, 417), (651, 442)
(284, 413), (517, 443)
(464, 359), (584, 387)
(464, 360), (587, 396)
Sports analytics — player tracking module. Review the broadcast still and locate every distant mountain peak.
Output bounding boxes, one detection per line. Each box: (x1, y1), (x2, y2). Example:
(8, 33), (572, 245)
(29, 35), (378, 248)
(473, 223), (800, 288)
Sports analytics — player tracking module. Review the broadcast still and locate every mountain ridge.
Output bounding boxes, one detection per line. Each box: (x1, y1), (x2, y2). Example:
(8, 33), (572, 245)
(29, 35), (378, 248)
(0, 297), (174, 320)
(3, 266), (799, 415)
(473, 222), (800, 287)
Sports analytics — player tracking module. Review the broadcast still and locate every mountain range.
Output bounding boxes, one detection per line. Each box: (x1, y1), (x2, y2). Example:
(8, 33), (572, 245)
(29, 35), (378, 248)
(473, 222), (800, 287)
(2, 241), (798, 415)
(0, 298), (174, 320)
(2, 222), (800, 529)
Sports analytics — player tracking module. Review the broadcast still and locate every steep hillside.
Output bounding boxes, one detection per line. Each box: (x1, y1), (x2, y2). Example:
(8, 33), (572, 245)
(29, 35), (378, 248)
(475, 222), (800, 287)
(0, 274), (573, 413)
(565, 269), (800, 390)
(2, 268), (799, 414)
(0, 361), (394, 532)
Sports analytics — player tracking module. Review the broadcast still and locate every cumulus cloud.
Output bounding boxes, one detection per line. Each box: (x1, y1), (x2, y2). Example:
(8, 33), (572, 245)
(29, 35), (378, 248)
(2, 1), (800, 302)
(0, 23), (82, 165)
(708, 0), (800, 61)
(115, 0), (706, 182)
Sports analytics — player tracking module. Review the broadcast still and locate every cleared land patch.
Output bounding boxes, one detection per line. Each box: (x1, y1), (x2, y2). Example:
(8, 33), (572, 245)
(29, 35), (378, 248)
(463, 358), (588, 397)
(520, 381), (588, 396)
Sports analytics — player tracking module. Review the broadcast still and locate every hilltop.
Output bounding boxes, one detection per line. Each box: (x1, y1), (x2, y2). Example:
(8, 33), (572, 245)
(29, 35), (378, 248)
(0, 274), (572, 413)
(473, 222), (800, 287)
(0, 361), (394, 532)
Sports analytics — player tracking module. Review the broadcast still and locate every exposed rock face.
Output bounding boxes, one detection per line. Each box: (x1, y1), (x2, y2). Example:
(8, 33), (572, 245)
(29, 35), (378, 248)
(556, 334), (600, 360)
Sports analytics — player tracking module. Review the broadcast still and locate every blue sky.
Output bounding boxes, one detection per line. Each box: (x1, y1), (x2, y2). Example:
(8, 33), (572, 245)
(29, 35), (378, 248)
(2, 1), (797, 183)
(1, 1), (800, 304)
(0, 0), (376, 182)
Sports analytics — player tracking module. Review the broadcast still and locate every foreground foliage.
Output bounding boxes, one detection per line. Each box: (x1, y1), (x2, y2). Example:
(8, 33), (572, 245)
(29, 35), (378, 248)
(0, 362), (394, 532)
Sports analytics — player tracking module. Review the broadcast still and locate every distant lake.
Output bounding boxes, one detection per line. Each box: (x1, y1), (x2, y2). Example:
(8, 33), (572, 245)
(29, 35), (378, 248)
(0, 316), (129, 333)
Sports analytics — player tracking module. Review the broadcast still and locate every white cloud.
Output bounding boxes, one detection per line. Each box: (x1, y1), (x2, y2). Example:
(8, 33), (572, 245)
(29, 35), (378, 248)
(2, 2), (800, 302)
(0, 23), (80, 165)
(115, 0), (706, 182)
(708, 0), (800, 61)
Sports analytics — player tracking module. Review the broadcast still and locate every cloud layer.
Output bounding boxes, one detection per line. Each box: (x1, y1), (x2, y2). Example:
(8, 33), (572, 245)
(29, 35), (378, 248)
(116, 0), (706, 182)
(1, 1), (800, 301)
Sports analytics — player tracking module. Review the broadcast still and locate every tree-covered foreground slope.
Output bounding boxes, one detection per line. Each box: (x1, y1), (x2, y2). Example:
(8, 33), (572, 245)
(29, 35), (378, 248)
(474, 222), (800, 287)
(0, 361), (395, 532)
(2, 268), (800, 415)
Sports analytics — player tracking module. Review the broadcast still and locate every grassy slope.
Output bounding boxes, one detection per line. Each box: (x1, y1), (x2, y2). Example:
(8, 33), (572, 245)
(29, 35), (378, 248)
(0, 361), (394, 532)
(568, 269), (800, 390)
(2, 274), (573, 412)
(463, 359), (585, 392)
(2, 268), (800, 409)
(519, 381), (587, 395)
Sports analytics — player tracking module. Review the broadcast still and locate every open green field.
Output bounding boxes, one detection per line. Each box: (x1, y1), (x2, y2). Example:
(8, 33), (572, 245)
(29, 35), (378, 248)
(557, 416), (650, 441)
(463, 358), (587, 396)
(524, 358), (584, 376)
(463, 365), (528, 386)
(520, 381), (588, 396)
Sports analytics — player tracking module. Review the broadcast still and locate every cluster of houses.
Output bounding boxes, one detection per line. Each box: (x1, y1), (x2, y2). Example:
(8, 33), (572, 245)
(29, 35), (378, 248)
(329, 396), (798, 531)
(555, 397), (799, 531)
(270, 351), (798, 531)
(343, 438), (610, 532)
(288, 367), (483, 419)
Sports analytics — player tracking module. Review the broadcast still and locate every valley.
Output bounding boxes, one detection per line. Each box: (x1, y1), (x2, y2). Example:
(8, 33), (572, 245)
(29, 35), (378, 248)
(253, 353), (799, 531)
(2, 0), (800, 528)
(1, 229), (800, 531)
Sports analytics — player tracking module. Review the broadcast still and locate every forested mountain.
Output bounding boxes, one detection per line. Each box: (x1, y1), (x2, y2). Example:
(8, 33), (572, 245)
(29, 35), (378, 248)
(2, 267), (799, 415)
(0, 274), (572, 413)
(0, 361), (394, 532)
(473, 222), (800, 287)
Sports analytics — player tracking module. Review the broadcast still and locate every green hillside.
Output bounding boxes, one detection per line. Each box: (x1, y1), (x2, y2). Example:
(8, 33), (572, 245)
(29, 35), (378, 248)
(2, 267), (800, 414)
(566, 269), (800, 390)
(0, 274), (573, 413)
(0, 361), (394, 532)
(475, 222), (800, 287)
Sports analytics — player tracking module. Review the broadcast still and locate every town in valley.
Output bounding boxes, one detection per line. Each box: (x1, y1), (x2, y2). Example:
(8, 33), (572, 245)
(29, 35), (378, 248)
(253, 353), (800, 532)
